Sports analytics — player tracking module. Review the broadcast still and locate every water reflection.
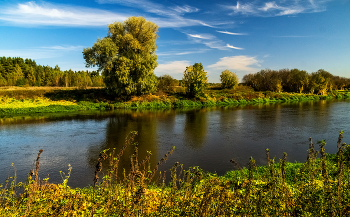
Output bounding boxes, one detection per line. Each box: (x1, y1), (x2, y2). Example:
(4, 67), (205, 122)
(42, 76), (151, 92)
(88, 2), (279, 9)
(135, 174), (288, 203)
(86, 111), (159, 177)
(184, 109), (208, 148)
(0, 99), (349, 188)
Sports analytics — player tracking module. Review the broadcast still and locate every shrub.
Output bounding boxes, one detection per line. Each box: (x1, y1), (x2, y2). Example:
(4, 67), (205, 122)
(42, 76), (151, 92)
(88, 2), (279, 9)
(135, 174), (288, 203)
(182, 63), (208, 97)
(220, 70), (239, 89)
(157, 74), (179, 93)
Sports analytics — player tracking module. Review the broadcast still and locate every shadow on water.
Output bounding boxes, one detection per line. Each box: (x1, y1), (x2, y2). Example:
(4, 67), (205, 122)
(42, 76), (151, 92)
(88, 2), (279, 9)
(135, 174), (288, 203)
(0, 99), (349, 188)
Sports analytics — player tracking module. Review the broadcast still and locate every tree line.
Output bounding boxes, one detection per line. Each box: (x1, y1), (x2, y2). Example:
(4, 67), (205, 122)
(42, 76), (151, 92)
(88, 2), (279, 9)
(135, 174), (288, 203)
(0, 57), (104, 88)
(3, 16), (348, 99)
(83, 16), (239, 98)
(242, 68), (350, 94)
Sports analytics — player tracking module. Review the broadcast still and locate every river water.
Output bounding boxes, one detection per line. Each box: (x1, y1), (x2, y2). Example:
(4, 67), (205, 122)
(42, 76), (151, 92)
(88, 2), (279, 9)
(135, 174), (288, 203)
(1, 99), (349, 188)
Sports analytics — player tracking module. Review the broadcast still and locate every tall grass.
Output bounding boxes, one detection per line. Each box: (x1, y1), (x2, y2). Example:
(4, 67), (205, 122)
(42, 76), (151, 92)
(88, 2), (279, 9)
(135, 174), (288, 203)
(0, 131), (350, 215)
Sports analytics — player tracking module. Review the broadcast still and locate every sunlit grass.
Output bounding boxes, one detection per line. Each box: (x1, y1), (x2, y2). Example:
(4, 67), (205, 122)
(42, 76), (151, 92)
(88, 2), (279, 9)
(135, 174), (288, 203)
(0, 97), (77, 109)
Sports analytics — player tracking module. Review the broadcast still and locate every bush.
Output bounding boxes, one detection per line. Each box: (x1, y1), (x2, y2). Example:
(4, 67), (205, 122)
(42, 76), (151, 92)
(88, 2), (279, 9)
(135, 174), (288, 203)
(182, 63), (208, 97)
(157, 74), (179, 93)
(220, 70), (239, 89)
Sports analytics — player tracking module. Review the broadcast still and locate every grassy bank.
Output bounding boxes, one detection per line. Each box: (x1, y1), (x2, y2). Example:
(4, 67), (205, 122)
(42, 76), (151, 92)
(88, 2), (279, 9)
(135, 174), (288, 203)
(0, 97), (112, 114)
(0, 86), (349, 114)
(1, 132), (350, 216)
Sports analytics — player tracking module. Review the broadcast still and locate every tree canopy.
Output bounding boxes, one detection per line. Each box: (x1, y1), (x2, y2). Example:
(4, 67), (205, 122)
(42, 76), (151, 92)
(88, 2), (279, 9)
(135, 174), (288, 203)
(182, 63), (208, 97)
(83, 16), (159, 96)
(0, 56), (103, 88)
(220, 70), (239, 89)
(242, 68), (350, 94)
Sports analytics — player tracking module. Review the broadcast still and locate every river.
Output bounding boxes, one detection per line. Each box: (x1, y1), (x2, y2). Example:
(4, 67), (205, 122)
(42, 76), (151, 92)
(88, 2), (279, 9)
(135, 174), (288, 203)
(0, 99), (349, 188)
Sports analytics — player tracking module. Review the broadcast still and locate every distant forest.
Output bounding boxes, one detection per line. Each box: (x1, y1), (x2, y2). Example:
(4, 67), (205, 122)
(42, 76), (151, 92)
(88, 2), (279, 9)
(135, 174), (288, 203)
(243, 68), (350, 94)
(0, 57), (104, 87)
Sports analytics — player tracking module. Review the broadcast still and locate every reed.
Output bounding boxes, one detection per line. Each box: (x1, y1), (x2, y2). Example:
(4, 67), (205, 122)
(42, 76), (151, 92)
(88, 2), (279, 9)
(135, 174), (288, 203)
(0, 132), (350, 216)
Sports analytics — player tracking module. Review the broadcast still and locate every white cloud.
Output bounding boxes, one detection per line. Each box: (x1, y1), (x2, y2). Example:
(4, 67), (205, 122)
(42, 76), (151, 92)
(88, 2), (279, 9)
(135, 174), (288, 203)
(173, 5), (199, 14)
(41, 45), (84, 51)
(229, 2), (256, 15)
(0, 45), (84, 60)
(208, 55), (261, 72)
(217, 30), (247, 35)
(258, 2), (304, 16)
(260, 2), (279, 11)
(96, 0), (205, 27)
(157, 49), (209, 56)
(185, 32), (244, 50)
(199, 22), (216, 28)
(187, 34), (214, 40)
(0, 2), (128, 27)
(202, 41), (228, 50)
(227, 0), (328, 17)
(0, 1), (203, 28)
(154, 61), (191, 78)
(226, 44), (243, 50)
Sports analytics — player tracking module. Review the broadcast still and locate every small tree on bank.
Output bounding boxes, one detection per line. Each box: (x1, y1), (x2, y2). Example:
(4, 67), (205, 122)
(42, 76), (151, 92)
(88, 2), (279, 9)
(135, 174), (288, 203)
(182, 63), (208, 97)
(83, 16), (159, 96)
(220, 70), (239, 89)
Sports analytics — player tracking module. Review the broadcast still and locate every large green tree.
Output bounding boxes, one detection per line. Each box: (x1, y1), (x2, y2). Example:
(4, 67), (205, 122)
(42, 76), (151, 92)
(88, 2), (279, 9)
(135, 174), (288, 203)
(83, 16), (159, 96)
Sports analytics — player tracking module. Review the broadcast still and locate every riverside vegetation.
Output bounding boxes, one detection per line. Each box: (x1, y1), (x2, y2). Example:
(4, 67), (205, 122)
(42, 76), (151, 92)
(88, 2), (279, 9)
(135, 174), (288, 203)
(0, 131), (350, 216)
(1, 16), (350, 114)
(1, 85), (350, 115)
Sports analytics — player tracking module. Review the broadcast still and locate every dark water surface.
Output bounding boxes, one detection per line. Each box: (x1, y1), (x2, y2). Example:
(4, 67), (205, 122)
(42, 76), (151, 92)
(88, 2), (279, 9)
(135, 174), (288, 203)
(1, 100), (349, 188)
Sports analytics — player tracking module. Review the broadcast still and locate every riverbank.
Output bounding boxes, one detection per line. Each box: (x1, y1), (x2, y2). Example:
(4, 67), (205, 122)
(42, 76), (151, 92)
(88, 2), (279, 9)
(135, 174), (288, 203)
(0, 86), (349, 114)
(0, 132), (349, 216)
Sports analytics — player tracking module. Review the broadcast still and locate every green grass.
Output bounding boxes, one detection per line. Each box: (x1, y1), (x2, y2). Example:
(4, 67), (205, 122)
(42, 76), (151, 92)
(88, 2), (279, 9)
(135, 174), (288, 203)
(0, 86), (349, 114)
(0, 97), (112, 114)
(1, 132), (350, 216)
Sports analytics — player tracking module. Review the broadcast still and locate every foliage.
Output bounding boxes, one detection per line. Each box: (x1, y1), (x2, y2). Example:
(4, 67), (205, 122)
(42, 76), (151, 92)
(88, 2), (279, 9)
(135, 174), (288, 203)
(157, 74), (179, 93)
(243, 68), (350, 94)
(83, 16), (159, 96)
(1, 132), (350, 216)
(0, 97), (111, 114)
(1, 86), (349, 114)
(0, 57), (104, 88)
(220, 70), (239, 89)
(182, 63), (208, 97)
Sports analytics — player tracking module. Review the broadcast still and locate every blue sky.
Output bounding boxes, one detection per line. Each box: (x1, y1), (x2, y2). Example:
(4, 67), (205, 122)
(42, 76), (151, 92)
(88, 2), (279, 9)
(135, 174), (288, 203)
(0, 0), (349, 82)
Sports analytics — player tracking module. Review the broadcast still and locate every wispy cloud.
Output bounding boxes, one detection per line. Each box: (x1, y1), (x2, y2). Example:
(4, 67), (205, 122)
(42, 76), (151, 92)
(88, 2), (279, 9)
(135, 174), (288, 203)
(158, 49), (209, 56)
(41, 45), (84, 51)
(0, 2), (128, 27)
(185, 32), (244, 50)
(226, 44), (244, 50)
(0, 1), (204, 28)
(187, 34), (215, 40)
(273, 35), (311, 38)
(217, 30), (247, 35)
(0, 45), (84, 60)
(96, 0), (205, 27)
(208, 55), (261, 72)
(154, 60), (191, 78)
(227, 0), (328, 17)
(173, 5), (199, 14)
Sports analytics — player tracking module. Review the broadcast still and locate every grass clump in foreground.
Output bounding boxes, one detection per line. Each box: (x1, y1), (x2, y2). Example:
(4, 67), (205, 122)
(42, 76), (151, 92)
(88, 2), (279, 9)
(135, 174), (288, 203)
(1, 132), (350, 216)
